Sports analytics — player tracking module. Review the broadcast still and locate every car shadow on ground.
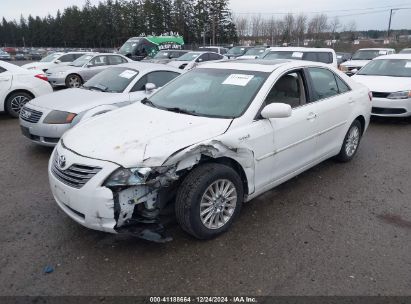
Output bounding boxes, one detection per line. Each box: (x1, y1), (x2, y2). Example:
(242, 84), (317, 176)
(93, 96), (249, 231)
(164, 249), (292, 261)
(370, 115), (411, 125)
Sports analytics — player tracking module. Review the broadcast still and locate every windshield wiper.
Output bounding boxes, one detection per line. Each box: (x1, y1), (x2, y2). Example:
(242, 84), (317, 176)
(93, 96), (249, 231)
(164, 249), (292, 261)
(163, 107), (200, 116)
(141, 98), (161, 109)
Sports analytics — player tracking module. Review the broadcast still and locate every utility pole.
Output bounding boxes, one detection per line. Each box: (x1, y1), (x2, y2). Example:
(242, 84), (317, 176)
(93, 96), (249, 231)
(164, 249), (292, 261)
(387, 8), (411, 40)
(387, 9), (394, 39)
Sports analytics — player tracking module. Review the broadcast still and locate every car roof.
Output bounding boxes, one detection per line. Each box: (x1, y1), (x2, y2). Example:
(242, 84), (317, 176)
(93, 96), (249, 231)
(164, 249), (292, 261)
(267, 47), (336, 53)
(374, 54), (411, 60)
(357, 48), (395, 51)
(198, 59), (331, 72)
(115, 61), (182, 73)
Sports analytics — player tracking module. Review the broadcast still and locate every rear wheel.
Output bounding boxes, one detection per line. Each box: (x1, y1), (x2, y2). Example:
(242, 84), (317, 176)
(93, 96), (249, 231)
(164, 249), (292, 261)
(175, 163), (244, 239)
(65, 74), (82, 88)
(336, 120), (362, 162)
(5, 92), (33, 118)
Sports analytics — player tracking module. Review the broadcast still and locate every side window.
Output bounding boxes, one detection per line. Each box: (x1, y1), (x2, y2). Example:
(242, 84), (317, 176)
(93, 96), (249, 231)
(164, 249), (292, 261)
(209, 53), (223, 60)
(59, 54), (74, 62)
(131, 71), (180, 92)
(147, 71), (180, 88)
(317, 52), (332, 64)
(121, 57), (128, 63)
(108, 56), (125, 65)
(307, 67), (339, 101)
(264, 70), (307, 109)
(90, 56), (107, 66)
(199, 53), (210, 62)
(0, 67), (6, 73)
(335, 76), (351, 94)
(131, 75), (147, 92)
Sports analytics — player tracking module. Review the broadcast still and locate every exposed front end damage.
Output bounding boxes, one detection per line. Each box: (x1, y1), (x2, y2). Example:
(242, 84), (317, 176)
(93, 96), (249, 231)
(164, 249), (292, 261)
(106, 140), (255, 243)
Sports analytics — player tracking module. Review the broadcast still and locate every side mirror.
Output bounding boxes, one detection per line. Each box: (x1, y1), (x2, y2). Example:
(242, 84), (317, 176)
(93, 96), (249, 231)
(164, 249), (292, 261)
(55, 60), (61, 64)
(196, 58), (203, 63)
(350, 68), (358, 75)
(145, 83), (157, 94)
(86, 63), (93, 68)
(261, 103), (292, 119)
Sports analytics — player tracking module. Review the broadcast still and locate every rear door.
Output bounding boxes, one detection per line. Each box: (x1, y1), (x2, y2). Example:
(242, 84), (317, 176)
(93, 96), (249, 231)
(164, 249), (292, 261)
(0, 66), (12, 106)
(306, 67), (353, 158)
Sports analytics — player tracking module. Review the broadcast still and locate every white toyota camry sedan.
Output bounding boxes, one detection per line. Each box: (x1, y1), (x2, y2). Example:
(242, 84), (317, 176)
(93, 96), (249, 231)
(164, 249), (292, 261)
(48, 60), (372, 242)
(352, 54), (411, 117)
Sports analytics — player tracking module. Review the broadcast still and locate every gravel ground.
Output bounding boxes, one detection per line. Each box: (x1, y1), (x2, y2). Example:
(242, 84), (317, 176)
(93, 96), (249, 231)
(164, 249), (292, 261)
(0, 111), (410, 296)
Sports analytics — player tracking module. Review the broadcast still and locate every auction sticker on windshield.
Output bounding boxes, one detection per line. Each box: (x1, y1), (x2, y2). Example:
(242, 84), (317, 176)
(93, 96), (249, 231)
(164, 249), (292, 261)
(119, 70), (138, 79)
(292, 52), (303, 58)
(223, 74), (254, 86)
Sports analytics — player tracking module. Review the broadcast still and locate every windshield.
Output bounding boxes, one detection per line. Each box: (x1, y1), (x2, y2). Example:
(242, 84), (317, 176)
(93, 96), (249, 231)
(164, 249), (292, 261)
(357, 59), (411, 77)
(351, 50), (387, 60)
(244, 48), (266, 56)
(153, 51), (183, 59)
(40, 53), (61, 62)
(227, 47), (247, 56)
(177, 52), (201, 61)
(119, 40), (140, 55)
(148, 68), (269, 118)
(70, 55), (93, 67)
(399, 49), (411, 54)
(83, 67), (139, 93)
(263, 51), (303, 60)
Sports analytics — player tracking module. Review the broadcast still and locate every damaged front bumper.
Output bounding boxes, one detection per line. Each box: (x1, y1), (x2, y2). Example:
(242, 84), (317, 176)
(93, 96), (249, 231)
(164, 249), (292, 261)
(48, 144), (175, 242)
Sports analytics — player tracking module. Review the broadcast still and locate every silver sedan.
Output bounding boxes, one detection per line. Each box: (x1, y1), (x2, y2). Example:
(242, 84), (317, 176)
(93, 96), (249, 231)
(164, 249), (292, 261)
(46, 53), (132, 88)
(20, 62), (183, 146)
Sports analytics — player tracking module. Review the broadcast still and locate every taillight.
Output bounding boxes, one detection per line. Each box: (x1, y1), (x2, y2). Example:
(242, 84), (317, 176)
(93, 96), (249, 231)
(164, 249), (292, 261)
(368, 91), (373, 101)
(35, 74), (48, 82)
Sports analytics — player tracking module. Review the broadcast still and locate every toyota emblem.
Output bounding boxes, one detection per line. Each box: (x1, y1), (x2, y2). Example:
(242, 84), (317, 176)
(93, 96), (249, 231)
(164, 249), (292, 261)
(58, 155), (66, 169)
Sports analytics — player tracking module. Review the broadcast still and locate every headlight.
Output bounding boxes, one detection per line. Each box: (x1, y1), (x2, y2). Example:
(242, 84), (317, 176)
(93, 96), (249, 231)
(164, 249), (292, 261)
(43, 110), (77, 124)
(104, 167), (155, 187)
(387, 91), (411, 100)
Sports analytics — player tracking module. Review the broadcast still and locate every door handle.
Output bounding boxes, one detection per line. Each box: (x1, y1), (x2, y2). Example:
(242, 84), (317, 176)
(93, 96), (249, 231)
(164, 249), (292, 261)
(348, 97), (355, 104)
(306, 112), (318, 121)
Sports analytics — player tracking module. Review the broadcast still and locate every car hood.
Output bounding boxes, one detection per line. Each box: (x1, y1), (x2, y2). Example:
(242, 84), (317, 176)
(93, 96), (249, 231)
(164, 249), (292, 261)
(29, 88), (128, 113)
(341, 60), (370, 67)
(352, 75), (411, 93)
(62, 103), (232, 168)
(47, 65), (81, 74)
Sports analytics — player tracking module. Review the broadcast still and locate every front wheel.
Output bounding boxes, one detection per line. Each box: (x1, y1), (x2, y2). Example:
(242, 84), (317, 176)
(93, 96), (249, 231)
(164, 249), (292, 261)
(175, 163), (244, 239)
(336, 120), (362, 162)
(5, 92), (33, 118)
(65, 74), (83, 88)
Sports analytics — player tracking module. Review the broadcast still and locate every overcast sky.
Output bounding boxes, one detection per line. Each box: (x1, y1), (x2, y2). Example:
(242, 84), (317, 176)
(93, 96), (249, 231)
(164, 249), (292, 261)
(1, 0), (411, 31)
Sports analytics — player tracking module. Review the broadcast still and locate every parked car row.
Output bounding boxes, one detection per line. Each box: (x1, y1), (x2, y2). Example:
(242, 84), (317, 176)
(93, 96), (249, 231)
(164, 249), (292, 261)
(1, 43), (409, 242)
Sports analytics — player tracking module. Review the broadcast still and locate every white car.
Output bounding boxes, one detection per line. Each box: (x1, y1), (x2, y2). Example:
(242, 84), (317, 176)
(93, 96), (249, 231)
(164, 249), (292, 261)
(21, 52), (90, 72)
(20, 62), (182, 146)
(0, 60), (52, 118)
(167, 51), (225, 70)
(48, 60), (371, 242)
(340, 48), (396, 76)
(352, 54), (411, 117)
(260, 47), (338, 68)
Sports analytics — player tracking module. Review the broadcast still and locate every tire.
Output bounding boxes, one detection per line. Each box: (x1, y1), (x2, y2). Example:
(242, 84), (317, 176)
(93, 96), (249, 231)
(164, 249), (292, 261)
(336, 120), (362, 162)
(65, 74), (83, 88)
(5, 91), (33, 118)
(175, 163), (244, 239)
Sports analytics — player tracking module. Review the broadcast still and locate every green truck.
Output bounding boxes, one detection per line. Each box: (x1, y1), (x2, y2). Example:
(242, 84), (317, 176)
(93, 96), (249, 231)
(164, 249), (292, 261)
(119, 35), (185, 61)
